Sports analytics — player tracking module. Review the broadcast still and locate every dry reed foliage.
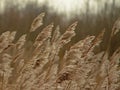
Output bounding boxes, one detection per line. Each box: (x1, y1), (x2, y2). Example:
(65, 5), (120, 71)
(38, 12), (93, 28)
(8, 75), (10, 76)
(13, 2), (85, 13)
(0, 13), (120, 90)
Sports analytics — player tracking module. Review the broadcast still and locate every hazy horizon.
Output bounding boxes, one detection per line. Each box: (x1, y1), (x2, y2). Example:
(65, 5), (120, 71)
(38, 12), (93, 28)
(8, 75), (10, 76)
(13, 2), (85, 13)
(0, 0), (120, 19)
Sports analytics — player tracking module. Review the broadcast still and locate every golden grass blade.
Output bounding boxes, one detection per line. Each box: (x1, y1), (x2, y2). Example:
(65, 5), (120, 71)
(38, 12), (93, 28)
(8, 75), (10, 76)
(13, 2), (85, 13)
(30, 12), (45, 32)
(34, 23), (53, 47)
(112, 18), (120, 36)
(59, 21), (78, 46)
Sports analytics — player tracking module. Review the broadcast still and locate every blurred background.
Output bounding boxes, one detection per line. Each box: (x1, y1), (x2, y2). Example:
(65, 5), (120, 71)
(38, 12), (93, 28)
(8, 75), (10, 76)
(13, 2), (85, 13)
(0, 0), (120, 53)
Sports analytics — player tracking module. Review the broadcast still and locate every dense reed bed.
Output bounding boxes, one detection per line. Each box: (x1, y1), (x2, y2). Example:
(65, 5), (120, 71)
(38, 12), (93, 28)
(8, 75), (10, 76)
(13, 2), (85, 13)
(0, 13), (120, 90)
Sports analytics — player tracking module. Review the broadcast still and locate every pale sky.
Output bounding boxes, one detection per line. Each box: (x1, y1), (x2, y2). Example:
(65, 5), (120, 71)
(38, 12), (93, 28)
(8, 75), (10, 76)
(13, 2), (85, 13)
(0, 0), (120, 19)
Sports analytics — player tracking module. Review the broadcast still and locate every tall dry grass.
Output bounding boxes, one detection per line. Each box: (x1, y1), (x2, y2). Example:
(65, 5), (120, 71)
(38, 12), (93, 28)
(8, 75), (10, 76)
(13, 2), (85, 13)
(0, 13), (120, 90)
